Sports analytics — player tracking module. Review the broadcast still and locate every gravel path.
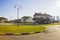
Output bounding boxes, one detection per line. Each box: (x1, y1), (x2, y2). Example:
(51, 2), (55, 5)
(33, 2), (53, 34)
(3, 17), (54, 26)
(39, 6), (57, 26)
(0, 25), (60, 40)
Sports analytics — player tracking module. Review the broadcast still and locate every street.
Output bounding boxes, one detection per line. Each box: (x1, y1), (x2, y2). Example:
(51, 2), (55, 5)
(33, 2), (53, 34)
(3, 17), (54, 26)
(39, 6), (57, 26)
(0, 25), (60, 40)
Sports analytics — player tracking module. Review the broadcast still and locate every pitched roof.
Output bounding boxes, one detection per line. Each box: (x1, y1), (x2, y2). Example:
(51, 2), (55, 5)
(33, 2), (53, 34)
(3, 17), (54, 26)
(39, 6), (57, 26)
(22, 16), (32, 19)
(22, 16), (30, 18)
(0, 17), (7, 20)
(21, 16), (32, 20)
(34, 12), (52, 17)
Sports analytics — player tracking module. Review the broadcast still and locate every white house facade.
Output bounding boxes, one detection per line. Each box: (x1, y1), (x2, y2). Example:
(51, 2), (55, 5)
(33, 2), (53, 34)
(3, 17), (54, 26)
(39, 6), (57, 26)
(21, 16), (34, 22)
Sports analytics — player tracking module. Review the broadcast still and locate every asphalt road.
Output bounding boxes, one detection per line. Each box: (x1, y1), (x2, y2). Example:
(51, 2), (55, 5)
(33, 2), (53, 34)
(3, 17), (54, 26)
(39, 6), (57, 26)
(0, 25), (60, 40)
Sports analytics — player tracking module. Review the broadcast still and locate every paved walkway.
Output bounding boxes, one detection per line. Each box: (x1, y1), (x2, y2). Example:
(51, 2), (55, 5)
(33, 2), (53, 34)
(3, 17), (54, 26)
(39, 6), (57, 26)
(0, 25), (60, 40)
(0, 23), (14, 25)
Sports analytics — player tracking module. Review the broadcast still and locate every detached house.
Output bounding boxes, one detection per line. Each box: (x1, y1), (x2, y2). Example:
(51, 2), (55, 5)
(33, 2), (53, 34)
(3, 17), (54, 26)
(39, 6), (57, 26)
(33, 12), (53, 24)
(21, 16), (34, 22)
(0, 17), (8, 23)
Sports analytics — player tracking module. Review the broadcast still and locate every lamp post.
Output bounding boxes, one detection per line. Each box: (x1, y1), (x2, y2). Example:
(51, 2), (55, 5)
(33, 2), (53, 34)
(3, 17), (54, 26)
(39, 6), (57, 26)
(15, 5), (22, 27)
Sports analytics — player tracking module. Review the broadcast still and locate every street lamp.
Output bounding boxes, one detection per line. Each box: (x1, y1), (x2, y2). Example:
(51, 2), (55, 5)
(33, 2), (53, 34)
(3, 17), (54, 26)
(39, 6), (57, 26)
(15, 5), (22, 27)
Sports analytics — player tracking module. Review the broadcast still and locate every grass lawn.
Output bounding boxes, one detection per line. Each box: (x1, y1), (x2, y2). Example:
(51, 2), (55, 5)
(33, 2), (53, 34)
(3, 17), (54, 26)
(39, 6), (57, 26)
(0, 25), (46, 34)
(0, 22), (60, 34)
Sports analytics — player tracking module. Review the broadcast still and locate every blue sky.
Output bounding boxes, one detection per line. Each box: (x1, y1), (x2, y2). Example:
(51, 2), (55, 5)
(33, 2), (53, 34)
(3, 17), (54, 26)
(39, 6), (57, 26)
(0, 0), (60, 20)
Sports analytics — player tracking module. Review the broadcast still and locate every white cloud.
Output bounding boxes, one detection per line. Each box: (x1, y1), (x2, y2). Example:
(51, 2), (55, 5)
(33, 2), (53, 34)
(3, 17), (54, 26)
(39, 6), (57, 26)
(56, 0), (60, 7)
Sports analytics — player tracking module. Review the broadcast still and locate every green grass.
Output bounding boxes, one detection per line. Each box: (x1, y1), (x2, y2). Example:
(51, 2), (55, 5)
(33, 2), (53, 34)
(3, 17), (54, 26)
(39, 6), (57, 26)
(0, 25), (46, 34)
(0, 22), (60, 34)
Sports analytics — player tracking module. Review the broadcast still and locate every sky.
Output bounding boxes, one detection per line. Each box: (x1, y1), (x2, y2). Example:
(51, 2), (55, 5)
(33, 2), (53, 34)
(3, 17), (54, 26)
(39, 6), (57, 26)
(0, 0), (60, 20)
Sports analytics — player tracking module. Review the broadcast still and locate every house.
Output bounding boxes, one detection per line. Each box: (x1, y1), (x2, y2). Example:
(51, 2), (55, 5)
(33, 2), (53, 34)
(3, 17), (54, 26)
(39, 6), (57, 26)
(0, 17), (8, 23)
(33, 12), (53, 24)
(21, 16), (34, 22)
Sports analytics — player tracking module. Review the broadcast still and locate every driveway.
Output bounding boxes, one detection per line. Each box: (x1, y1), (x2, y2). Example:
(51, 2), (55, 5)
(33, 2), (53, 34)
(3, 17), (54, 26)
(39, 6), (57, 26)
(0, 25), (60, 40)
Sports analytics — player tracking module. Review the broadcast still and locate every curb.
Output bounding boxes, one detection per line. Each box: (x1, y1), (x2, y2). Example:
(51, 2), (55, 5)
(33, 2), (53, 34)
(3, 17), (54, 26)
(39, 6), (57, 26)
(0, 29), (47, 35)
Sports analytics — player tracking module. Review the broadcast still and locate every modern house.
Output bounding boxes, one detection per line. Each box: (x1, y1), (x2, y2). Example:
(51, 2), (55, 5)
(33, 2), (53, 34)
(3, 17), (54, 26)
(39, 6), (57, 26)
(33, 12), (53, 24)
(21, 16), (34, 22)
(0, 17), (8, 23)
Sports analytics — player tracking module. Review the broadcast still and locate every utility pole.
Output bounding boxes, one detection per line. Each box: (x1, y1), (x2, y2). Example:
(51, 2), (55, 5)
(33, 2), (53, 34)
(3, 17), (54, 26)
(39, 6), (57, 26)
(15, 5), (22, 27)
